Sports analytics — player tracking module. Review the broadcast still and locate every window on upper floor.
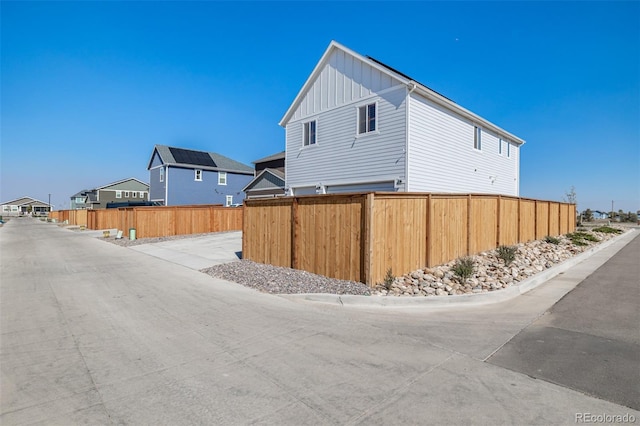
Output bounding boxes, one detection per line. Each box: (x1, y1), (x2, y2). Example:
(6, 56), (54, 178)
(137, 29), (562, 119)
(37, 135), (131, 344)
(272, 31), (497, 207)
(124, 191), (130, 197)
(195, 169), (202, 181)
(507, 142), (511, 158)
(358, 103), (376, 134)
(499, 138), (503, 155)
(116, 191), (122, 199)
(160, 168), (165, 182)
(218, 171), (227, 185)
(303, 120), (317, 146)
(474, 126), (482, 151)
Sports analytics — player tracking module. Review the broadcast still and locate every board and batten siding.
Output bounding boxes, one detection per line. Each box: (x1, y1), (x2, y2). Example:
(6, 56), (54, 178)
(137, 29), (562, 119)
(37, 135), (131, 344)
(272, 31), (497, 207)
(407, 93), (520, 196)
(290, 49), (403, 122)
(286, 85), (407, 192)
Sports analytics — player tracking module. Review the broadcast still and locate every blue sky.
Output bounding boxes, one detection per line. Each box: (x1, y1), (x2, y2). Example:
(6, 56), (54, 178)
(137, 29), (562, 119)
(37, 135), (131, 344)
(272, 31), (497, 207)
(2, 1), (638, 212)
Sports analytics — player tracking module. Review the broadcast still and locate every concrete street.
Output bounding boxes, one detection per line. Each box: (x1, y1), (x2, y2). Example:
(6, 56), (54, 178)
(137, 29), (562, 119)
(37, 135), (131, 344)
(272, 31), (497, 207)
(1, 218), (638, 425)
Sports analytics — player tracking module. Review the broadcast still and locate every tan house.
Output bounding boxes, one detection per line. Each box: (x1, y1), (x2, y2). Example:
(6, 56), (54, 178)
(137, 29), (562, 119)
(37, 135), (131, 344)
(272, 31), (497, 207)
(1, 196), (51, 216)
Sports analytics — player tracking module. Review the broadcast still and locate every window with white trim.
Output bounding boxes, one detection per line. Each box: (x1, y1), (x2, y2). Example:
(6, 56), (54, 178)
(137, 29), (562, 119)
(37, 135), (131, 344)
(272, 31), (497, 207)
(303, 120), (316, 146)
(225, 195), (233, 206)
(358, 103), (376, 134)
(474, 126), (482, 150)
(507, 142), (511, 158)
(218, 171), (227, 185)
(124, 191), (130, 197)
(499, 138), (503, 155)
(160, 168), (164, 182)
(116, 191), (122, 199)
(195, 169), (202, 181)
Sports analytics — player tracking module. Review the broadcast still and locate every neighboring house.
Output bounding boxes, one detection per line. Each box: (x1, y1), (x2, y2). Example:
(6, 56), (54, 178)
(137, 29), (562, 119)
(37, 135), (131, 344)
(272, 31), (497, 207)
(280, 41), (525, 196)
(1, 196), (51, 216)
(243, 151), (286, 199)
(148, 145), (254, 206)
(591, 211), (609, 220)
(70, 178), (149, 210)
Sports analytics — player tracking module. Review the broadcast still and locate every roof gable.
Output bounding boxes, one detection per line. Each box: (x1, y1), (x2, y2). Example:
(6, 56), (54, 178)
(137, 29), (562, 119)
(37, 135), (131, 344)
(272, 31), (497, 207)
(1, 196), (49, 206)
(280, 41), (525, 145)
(280, 41), (407, 127)
(96, 178), (149, 191)
(149, 145), (254, 174)
(243, 168), (286, 192)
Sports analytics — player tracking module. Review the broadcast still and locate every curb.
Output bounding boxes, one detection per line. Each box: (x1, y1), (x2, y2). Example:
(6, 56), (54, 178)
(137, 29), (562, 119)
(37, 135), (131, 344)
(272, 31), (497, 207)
(279, 229), (637, 308)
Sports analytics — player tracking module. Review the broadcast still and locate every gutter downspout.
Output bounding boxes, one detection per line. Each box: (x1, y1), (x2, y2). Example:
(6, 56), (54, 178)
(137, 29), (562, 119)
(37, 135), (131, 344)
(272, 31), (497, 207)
(405, 82), (418, 192)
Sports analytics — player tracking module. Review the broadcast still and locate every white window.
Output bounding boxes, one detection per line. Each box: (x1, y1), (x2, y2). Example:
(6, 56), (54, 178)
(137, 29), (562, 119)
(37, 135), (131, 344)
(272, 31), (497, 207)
(474, 126), (482, 150)
(358, 103), (376, 134)
(303, 120), (317, 146)
(507, 142), (511, 158)
(116, 191), (122, 199)
(218, 171), (227, 185)
(499, 138), (503, 155)
(131, 191), (137, 198)
(3, 206), (9, 212)
(124, 191), (130, 197)
(225, 195), (233, 206)
(160, 168), (165, 182)
(195, 169), (202, 181)
(139, 191), (145, 199)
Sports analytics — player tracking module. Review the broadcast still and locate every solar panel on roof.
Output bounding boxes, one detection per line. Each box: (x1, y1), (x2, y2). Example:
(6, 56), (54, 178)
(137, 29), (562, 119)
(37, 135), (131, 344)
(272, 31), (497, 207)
(169, 147), (217, 167)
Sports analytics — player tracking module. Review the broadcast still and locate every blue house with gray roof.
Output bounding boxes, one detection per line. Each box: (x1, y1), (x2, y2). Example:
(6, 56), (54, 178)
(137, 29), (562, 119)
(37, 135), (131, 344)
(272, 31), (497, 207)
(147, 145), (254, 206)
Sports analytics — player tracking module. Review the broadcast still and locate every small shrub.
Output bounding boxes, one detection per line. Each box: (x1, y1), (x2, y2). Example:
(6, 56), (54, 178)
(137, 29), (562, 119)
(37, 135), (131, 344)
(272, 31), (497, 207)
(566, 232), (588, 246)
(545, 235), (560, 245)
(452, 257), (475, 283)
(383, 268), (395, 290)
(592, 226), (623, 234)
(496, 245), (517, 266)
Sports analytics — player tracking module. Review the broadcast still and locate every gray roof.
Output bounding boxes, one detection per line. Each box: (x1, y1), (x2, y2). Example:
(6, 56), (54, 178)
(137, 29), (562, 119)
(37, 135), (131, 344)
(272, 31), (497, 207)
(243, 168), (285, 192)
(151, 145), (253, 174)
(252, 151), (285, 164)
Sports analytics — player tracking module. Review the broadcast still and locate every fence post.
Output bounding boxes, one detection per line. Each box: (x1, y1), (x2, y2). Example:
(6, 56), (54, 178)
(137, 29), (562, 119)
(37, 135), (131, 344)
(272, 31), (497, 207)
(547, 201), (551, 236)
(426, 194), (432, 267)
(241, 204), (247, 260)
(362, 193), (374, 285)
(467, 194), (472, 255)
(517, 197), (521, 243)
(496, 195), (502, 247)
(291, 198), (299, 269)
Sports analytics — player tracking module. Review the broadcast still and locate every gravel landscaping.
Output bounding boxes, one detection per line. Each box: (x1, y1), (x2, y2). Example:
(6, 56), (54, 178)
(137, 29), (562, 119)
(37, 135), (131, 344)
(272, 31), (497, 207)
(95, 224), (632, 297)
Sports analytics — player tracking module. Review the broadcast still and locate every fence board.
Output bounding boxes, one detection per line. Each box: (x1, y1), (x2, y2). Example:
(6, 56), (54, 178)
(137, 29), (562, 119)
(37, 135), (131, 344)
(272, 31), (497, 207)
(470, 197), (498, 254)
(499, 198), (519, 246)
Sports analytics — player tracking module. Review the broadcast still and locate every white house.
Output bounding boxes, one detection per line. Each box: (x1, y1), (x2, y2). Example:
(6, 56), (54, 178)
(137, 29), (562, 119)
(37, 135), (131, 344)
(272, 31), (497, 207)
(1, 196), (51, 216)
(280, 41), (525, 196)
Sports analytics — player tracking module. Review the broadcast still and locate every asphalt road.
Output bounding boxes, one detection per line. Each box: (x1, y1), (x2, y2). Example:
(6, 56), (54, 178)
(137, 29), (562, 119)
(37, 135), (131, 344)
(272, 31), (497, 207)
(488, 232), (640, 411)
(1, 218), (638, 425)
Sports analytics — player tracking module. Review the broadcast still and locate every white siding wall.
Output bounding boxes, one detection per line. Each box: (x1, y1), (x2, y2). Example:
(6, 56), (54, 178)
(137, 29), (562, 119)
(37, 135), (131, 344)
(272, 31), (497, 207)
(408, 93), (520, 196)
(286, 86), (407, 191)
(291, 50), (400, 121)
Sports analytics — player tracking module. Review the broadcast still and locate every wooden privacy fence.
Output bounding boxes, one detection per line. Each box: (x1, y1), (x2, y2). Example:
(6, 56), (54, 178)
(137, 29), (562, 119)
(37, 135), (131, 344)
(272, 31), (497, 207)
(49, 209), (88, 227)
(55, 205), (243, 238)
(243, 193), (576, 286)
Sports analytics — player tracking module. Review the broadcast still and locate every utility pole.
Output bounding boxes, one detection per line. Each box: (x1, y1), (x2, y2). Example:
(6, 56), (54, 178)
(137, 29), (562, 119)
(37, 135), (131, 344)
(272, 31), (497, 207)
(48, 193), (51, 214)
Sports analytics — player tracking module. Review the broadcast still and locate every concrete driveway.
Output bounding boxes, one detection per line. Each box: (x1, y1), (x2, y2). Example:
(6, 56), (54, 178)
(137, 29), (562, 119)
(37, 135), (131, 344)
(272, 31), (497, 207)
(1, 218), (638, 425)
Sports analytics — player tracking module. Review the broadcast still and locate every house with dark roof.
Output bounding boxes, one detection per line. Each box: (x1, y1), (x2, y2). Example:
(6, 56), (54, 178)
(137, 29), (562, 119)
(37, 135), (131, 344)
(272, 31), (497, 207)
(70, 178), (149, 209)
(243, 151), (286, 199)
(1, 196), (51, 216)
(147, 145), (254, 206)
(280, 41), (525, 196)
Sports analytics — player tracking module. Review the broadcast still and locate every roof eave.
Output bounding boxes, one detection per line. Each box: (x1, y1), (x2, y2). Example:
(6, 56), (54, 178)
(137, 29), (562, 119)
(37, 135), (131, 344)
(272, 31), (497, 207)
(279, 40), (410, 127)
(412, 82), (525, 145)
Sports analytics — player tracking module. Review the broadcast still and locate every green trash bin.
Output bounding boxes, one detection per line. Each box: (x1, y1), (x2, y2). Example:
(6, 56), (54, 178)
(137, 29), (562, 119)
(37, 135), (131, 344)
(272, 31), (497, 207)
(129, 228), (136, 241)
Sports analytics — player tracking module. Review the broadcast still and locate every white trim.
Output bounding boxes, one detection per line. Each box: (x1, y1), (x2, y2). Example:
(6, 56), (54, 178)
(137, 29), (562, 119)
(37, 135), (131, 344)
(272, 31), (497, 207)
(116, 191), (122, 199)
(218, 171), (227, 185)
(195, 169), (202, 181)
(225, 195), (233, 206)
(159, 167), (165, 183)
(302, 119), (318, 147)
(291, 175), (398, 190)
(356, 100), (378, 136)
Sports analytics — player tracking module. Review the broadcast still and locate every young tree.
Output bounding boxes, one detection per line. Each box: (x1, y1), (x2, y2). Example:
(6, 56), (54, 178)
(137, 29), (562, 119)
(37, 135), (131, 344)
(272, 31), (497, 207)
(563, 186), (577, 205)
(583, 208), (593, 222)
